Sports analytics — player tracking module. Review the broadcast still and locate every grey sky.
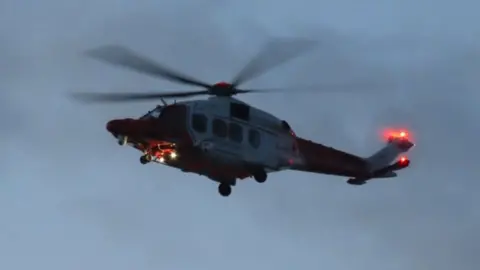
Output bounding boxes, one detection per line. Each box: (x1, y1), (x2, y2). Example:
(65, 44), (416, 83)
(1, 1), (479, 269)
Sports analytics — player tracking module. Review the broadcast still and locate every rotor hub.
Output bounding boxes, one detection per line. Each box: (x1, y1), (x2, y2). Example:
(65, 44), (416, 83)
(211, 81), (234, 96)
(213, 81), (231, 88)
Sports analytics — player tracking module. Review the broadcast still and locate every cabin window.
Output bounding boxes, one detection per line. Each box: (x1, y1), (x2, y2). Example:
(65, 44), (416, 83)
(192, 113), (207, 133)
(248, 129), (261, 149)
(228, 123), (243, 143)
(230, 102), (250, 121)
(212, 119), (227, 138)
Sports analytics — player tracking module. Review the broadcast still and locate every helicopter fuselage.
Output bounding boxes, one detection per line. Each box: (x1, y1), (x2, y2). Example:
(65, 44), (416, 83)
(106, 97), (302, 185)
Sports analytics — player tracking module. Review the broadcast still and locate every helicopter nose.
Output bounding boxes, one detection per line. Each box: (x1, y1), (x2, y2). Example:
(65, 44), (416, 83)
(106, 119), (122, 134)
(106, 118), (160, 138)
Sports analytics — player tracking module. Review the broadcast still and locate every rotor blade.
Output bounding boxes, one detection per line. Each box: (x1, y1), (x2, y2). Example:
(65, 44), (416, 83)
(235, 82), (387, 94)
(84, 45), (212, 89)
(231, 38), (319, 87)
(71, 90), (210, 103)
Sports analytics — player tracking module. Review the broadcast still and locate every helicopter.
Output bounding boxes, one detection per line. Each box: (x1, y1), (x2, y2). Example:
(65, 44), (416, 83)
(73, 40), (415, 197)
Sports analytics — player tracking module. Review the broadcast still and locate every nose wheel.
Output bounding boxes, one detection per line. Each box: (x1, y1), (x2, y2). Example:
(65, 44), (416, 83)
(218, 183), (232, 197)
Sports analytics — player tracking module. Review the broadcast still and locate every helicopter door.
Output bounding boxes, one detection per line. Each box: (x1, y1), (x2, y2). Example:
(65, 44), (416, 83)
(205, 118), (245, 164)
(244, 127), (262, 164)
(188, 112), (210, 145)
(244, 127), (277, 169)
(248, 128), (261, 150)
(160, 105), (189, 142)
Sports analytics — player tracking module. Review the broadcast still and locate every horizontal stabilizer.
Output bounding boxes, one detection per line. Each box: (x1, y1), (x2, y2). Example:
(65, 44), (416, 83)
(348, 130), (414, 185)
(366, 133), (414, 172)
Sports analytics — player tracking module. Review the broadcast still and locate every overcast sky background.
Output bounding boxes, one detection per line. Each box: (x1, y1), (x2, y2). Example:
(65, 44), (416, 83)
(1, 0), (479, 269)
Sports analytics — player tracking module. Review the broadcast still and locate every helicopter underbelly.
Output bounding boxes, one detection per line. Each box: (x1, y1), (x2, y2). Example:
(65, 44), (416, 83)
(198, 140), (245, 165)
(204, 143), (276, 172)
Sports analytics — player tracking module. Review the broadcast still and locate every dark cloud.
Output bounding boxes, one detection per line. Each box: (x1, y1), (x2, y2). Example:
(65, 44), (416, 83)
(1, 1), (479, 270)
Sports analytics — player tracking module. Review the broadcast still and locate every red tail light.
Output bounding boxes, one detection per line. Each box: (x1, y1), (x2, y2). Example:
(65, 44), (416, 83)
(398, 156), (410, 167)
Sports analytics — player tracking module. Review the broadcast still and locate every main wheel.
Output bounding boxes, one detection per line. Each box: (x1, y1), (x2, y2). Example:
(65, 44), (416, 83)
(140, 155), (150, 164)
(218, 183), (232, 197)
(254, 170), (267, 183)
(347, 179), (366, 185)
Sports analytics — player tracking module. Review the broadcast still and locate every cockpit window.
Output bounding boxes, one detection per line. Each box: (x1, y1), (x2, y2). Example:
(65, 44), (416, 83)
(140, 106), (163, 119)
(150, 110), (161, 118)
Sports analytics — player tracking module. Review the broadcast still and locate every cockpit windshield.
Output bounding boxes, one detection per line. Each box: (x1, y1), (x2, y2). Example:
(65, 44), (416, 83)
(140, 105), (164, 119)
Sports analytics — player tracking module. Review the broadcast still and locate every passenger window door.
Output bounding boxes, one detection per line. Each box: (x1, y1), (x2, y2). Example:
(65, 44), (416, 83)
(191, 113), (208, 133)
(248, 129), (261, 149)
(228, 122), (243, 143)
(212, 119), (227, 138)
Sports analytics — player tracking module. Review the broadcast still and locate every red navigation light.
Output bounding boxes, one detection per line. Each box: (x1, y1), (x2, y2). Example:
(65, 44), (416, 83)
(382, 128), (412, 142)
(398, 156), (410, 167)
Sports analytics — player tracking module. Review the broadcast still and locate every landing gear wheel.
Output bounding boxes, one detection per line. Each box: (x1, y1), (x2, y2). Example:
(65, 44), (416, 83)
(254, 170), (267, 183)
(140, 155), (150, 165)
(347, 179), (366, 185)
(218, 183), (232, 197)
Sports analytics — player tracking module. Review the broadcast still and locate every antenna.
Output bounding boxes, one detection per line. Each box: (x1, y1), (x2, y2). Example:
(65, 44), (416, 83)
(160, 98), (167, 106)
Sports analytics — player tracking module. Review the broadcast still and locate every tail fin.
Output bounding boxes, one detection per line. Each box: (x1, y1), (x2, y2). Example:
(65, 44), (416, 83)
(366, 136), (414, 171)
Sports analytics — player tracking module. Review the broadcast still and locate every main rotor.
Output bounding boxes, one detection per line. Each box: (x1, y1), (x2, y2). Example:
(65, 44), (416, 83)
(71, 38), (374, 103)
(71, 38), (320, 103)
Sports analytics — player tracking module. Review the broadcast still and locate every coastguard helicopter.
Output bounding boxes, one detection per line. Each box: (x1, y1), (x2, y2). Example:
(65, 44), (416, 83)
(73, 40), (415, 197)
